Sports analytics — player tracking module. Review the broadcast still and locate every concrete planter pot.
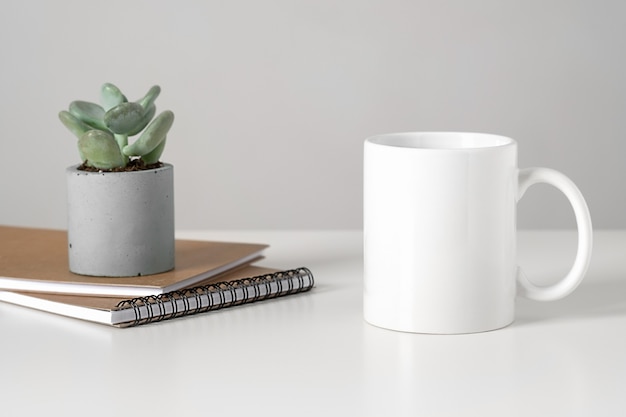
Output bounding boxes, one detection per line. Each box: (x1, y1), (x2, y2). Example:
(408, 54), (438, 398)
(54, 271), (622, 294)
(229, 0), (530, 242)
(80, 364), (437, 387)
(66, 163), (175, 277)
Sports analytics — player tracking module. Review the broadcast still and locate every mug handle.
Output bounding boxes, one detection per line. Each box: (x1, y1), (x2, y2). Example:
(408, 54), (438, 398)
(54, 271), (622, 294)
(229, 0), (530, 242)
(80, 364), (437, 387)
(516, 167), (593, 301)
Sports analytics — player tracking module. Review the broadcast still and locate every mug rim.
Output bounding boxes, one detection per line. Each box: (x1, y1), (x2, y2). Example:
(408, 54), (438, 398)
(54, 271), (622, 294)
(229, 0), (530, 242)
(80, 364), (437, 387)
(365, 131), (516, 151)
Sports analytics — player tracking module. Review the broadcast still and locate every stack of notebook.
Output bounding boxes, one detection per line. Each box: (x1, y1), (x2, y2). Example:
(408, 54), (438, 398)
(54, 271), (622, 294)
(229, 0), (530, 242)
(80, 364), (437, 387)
(0, 226), (314, 327)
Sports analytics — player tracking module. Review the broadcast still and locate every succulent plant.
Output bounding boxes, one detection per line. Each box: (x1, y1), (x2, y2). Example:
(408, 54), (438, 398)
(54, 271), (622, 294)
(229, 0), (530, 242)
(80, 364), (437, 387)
(59, 83), (174, 170)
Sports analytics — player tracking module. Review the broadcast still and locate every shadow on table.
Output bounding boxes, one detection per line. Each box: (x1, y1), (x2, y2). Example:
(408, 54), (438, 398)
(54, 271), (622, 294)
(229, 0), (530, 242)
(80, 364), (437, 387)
(515, 278), (626, 326)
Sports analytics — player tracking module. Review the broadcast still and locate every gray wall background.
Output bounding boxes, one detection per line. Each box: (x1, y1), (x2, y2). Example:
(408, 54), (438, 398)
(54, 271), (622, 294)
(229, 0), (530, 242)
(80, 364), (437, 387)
(1, 0), (624, 230)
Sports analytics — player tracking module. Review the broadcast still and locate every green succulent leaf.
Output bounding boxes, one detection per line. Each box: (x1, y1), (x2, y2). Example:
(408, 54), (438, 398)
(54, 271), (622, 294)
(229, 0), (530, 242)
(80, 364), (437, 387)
(58, 111), (92, 139)
(141, 137), (167, 164)
(101, 83), (128, 111)
(123, 110), (174, 157)
(69, 101), (107, 130)
(126, 104), (156, 136)
(78, 130), (126, 169)
(139, 85), (161, 110)
(104, 102), (145, 135)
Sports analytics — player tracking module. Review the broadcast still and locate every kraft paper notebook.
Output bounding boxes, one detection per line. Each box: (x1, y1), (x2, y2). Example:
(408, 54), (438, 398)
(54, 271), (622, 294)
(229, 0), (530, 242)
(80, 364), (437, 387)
(0, 265), (315, 327)
(0, 226), (267, 297)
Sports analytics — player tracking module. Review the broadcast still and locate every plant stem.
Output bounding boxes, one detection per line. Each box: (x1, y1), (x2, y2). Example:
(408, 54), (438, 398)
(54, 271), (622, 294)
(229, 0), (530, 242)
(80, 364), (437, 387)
(115, 134), (129, 165)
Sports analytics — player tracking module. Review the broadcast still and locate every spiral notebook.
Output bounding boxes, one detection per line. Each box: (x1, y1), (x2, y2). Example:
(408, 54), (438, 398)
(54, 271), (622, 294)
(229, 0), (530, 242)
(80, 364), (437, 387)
(0, 266), (314, 327)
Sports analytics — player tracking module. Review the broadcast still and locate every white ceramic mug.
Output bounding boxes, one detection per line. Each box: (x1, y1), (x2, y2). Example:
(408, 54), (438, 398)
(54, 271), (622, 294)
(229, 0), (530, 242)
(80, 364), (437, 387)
(363, 132), (593, 334)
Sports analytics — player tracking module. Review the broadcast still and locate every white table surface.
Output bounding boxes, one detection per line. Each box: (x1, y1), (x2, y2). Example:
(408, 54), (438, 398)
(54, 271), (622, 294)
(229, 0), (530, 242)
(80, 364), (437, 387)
(1, 230), (624, 416)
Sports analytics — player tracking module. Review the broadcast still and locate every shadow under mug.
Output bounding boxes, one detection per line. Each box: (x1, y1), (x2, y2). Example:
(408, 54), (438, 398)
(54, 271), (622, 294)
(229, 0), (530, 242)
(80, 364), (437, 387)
(363, 132), (593, 334)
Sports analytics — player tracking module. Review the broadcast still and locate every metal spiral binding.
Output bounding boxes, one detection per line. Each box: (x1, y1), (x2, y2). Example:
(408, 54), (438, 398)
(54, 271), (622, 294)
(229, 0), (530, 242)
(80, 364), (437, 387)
(116, 267), (314, 327)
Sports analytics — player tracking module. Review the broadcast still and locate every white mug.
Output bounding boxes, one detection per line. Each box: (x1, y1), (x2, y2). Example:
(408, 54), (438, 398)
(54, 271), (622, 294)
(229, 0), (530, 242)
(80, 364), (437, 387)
(363, 132), (592, 334)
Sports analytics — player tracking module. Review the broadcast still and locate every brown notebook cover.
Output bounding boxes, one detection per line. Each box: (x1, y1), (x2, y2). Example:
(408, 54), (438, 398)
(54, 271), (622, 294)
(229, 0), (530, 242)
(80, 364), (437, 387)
(0, 226), (267, 297)
(0, 265), (315, 327)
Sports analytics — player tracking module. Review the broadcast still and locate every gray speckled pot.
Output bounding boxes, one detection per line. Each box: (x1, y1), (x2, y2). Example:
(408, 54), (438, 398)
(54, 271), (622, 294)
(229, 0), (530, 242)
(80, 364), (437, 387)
(66, 163), (175, 277)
